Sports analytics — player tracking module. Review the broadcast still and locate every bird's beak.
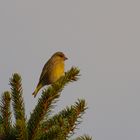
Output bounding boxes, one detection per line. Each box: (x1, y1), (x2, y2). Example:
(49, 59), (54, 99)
(64, 56), (68, 60)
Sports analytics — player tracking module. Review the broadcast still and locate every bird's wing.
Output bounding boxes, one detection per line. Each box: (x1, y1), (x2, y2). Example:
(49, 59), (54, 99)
(39, 58), (52, 82)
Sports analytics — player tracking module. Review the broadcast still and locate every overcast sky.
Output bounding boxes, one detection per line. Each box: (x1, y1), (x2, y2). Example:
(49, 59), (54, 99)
(0, 1), (140, 140)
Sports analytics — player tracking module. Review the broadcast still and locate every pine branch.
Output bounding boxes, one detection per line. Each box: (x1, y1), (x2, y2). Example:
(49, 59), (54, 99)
(27, 67), (80, 140)
(73, 135), (92, 140)
(0, 115), (3, 135)
(40, 99), (87, 140)
(10, 73), (27, 140)
(39, 125), (66, 140)
(0, 91), (11, 136)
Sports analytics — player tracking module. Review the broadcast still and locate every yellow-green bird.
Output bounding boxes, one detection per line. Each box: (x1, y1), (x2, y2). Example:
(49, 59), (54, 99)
(32, 52), (68, 97)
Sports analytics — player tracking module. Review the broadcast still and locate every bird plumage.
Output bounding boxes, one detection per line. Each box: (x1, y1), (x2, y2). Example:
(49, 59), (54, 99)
(32, 52), (67, 97)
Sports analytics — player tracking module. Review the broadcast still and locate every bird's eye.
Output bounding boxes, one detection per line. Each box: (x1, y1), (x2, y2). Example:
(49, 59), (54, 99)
(59, 54), (64, 57)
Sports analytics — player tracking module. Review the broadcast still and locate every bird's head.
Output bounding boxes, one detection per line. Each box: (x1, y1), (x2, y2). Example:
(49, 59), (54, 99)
(52, 52), (68, 61)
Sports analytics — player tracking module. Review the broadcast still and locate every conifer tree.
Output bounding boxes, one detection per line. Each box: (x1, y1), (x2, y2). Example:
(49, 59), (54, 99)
(0, 67), (92, 140)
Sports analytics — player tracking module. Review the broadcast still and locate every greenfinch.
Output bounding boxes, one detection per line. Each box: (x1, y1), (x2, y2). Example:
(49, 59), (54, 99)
(32, 52), (68, 97)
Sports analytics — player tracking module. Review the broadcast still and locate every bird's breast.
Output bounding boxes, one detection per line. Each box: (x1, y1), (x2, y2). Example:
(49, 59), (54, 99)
(50, 61), (64, 82)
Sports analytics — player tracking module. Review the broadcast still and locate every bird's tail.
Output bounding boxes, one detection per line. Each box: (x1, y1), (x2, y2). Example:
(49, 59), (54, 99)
(32, 83), (42, 98)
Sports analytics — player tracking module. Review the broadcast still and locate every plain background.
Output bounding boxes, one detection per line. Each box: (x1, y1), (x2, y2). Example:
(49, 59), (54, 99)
(0, 1), (140, 139)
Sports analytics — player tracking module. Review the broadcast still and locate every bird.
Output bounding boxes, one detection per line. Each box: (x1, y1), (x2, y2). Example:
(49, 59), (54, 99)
(32, 52), (68, 97)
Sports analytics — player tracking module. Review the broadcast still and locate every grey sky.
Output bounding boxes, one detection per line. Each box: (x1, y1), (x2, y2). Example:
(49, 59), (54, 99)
(0, 0), (140, 139)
